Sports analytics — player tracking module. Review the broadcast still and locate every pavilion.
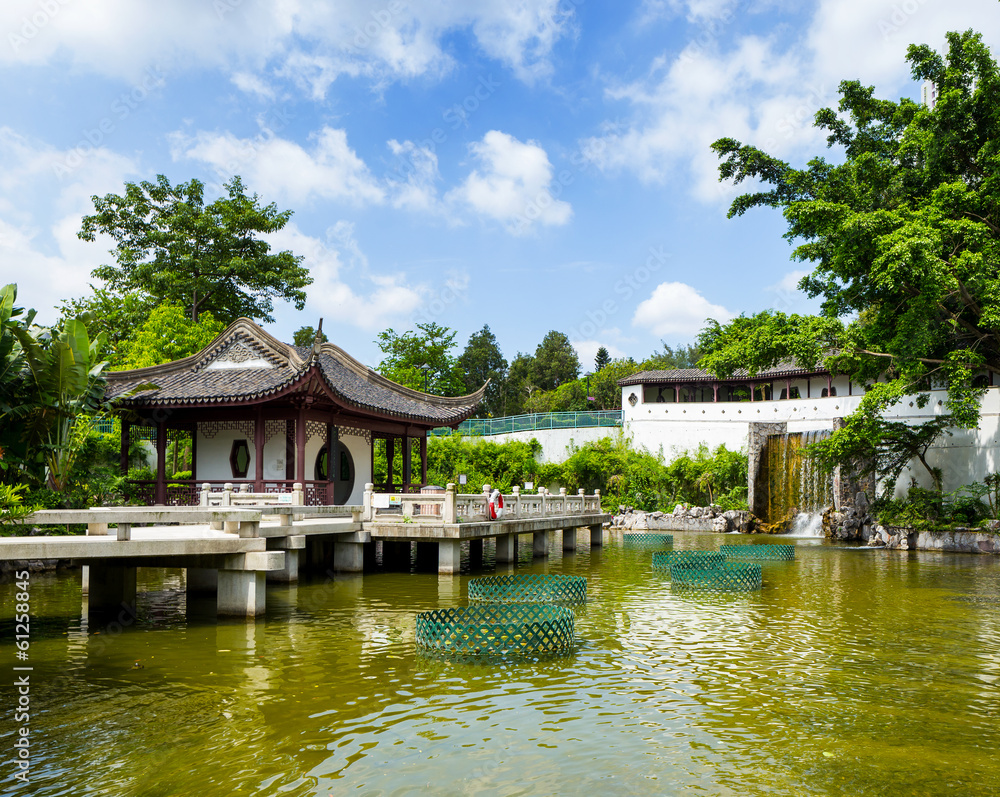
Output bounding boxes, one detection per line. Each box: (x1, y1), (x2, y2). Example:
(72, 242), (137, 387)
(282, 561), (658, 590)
(105, 319), (486, 506)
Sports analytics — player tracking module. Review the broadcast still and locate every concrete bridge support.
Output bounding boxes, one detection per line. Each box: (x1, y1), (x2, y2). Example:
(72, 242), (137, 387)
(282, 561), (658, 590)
(562, 528), (577, 552)
(438, 540), (461, 574)
(495, 534), (517, 563)
(334, 541), (365, 573)
(533, 531), (551, 558)
(217, 570), (266, 617)
(589, 524), (603, 547)
(88, 564), (137, 615)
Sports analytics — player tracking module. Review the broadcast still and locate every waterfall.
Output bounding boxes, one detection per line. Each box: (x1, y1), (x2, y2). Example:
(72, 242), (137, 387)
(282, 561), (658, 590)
(762, 430), (833, 530)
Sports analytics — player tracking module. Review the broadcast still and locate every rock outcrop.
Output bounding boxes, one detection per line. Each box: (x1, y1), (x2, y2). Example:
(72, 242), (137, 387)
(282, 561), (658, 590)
(611, 505), (756, 533)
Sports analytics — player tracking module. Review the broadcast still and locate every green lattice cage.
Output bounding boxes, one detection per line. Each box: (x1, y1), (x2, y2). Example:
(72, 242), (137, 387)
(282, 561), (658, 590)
(670, 561), (763, 591)
(468, 573), (587, 604)
(651, 550), (725, 573)
(719, 544), (796, 561)
(622, 533), (674, 548)
(415, 604), (575, 658)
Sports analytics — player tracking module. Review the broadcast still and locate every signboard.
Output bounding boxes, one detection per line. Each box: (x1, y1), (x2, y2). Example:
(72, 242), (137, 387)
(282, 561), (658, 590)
(524, 481), (534, 490)
(459, 474), (467, 485)
(277, 494), (293, 505)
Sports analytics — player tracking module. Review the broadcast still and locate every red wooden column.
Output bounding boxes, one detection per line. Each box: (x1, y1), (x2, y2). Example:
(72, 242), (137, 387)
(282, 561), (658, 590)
(120, 421), (131, 475)
(326, 423), (337, 504)
(295, 407), (306, 487)
(155, 421), (167, 505)
(712, 383), (719, 402)
(750, 383), (755, 402)
(254, 408), (264, 492)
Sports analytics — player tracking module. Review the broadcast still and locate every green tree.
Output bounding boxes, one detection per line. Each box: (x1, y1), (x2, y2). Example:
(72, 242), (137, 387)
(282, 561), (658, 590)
(590, 358), (638, 410)
(594, 346), (610, 371)
(531, 330), (580, 390)
(457, 325), (507, 417)
(640, 342), (701, 371)
(706, 29), (1000, 489)
(375, 321), (464, 395)
(504, 353), (535, 415)
(117, 304), (226, 370)
(293, 325), (328, 347)
(60, 286), (158, 368)
(79, 175), (311, 324)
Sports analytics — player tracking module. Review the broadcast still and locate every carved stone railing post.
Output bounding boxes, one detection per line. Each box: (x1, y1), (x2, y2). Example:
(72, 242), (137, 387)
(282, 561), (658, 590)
(444, 483), (457, 523)
(222, 483), (233, 506)
(363, 483), (375, 521)
(512, 485), (520, 518)
(200, 483), (210, 506)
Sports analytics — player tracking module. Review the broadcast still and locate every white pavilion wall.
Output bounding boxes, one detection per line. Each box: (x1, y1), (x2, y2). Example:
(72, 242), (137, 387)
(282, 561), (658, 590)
(621, 384), (1000, 496)
(194, 420), (372, 503)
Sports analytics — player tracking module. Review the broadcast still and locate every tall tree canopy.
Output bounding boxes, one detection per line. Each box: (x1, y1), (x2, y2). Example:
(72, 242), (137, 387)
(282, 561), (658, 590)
(457, 325), (507, 417)
(79, 175), (311, 324)
(705, 29), (1000, 491)
(375, 322), (465, 396)
(116, 304), (225, 370)
(594, 346), (611, 372)
(531, 330), (580, 391)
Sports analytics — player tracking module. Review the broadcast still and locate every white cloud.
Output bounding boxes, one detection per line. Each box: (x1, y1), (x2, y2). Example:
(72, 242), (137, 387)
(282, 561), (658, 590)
(632, 281), (734, 338)
(170, 126), (385, 207)
(585, 2), (1000, 205)
(0, 0), (576, 91)
(572, 339), (627, 369)
(269, 221), (424, 333)
(230, 71), (276, 100)
(0, 127), (138, 323)
(386, 140), (442, 214)
(448, 130), (572, 234)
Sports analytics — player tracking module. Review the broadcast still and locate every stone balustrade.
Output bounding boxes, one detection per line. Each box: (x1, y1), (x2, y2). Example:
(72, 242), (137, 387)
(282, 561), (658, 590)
(362, 483), (602, 523)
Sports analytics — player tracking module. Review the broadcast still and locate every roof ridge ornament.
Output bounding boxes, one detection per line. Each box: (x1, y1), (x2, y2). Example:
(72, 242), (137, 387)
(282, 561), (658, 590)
(311, 318), (324, 361)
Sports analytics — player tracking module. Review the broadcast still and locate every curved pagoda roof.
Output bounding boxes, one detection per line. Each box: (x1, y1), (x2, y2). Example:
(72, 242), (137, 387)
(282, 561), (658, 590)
(105, 319), (487, 427)
(617, 361), (832, 387)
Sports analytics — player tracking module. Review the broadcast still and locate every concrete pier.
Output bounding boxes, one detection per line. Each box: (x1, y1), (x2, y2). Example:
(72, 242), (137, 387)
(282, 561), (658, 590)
(563, 528), (577, 552)
(334, 541), (365, 573)
(438, 540), (461, 574)
(589, 524), (603, 547)
(495, 534), (516, 563)
(217, 570), (266, 617)
(533, 531), (550, 558)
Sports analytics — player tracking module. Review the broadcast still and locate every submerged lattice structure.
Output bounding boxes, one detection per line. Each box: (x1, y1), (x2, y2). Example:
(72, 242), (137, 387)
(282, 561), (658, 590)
(719, 544), (795, 561)
(468, 573), (587, 604)
(622, 533), (673, 548)
(651, 550), (725, 572)
(670, 561), (763, 591)
(415, 604), (575, 657)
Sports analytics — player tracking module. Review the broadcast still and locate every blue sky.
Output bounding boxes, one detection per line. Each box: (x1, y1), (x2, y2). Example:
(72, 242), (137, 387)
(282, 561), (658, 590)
(1, 0), (997, 371)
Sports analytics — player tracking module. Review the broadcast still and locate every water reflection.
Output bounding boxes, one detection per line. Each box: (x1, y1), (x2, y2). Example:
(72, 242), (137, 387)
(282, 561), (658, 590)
(1, 537), (999, 795)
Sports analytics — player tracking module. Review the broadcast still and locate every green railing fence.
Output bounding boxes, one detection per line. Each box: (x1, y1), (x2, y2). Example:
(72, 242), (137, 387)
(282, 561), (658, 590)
(95, 410), (622, 440)
(431, 410), (622, 437)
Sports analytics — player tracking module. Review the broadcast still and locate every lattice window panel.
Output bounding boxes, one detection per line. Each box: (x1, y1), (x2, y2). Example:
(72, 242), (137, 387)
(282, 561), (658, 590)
(264, 420), (286, 445)
(199, 420), (254, 439)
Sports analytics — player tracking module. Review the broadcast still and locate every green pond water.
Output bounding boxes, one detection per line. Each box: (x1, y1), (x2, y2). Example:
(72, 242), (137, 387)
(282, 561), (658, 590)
(2, 532), (1000, 796)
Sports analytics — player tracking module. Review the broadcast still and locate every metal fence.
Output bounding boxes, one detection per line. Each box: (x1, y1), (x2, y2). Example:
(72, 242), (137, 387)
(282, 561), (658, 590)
(430, 410), (622, 437)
